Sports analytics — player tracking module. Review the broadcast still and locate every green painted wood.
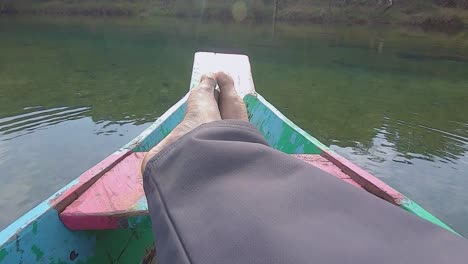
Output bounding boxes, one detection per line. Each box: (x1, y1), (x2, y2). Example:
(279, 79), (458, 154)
(0, 209), (153, 264)
(244, 94), (326, 154)
(83, 217), (154, 263)
(400, 198), (459, 235)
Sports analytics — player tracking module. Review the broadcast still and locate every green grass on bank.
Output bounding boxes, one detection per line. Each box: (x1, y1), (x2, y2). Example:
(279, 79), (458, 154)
(1, 0), (468, 30)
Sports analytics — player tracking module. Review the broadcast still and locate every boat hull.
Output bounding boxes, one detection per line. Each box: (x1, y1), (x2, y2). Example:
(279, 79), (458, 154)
(0, 52), (458, 263)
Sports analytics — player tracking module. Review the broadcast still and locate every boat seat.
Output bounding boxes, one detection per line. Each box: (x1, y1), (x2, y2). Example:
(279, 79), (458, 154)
(60, 153), (362, 230)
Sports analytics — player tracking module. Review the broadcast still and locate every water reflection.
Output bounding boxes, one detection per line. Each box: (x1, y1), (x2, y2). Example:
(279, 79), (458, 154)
(332, 116), (468, 235)
(0, 107), (90, 140)
(0, 115), (150, 227)
(333, 116), (468, 166)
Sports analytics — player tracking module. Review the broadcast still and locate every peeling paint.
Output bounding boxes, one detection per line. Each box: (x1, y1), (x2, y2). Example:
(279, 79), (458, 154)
(0, 248), (7, 262)
(31, 222), (37, 235)
(50, 259), (67, 264)
(245, 94), (323, 154)
(31, 245), (44, 261)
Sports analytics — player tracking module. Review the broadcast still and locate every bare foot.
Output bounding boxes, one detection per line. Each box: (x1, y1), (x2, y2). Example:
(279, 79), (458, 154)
(215, 72), (248, 121)
(141, 74), (221, 172)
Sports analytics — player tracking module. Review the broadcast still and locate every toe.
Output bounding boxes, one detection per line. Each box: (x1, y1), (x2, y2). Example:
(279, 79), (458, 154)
(187, 74), (222, 123)
(215, 72), (248, 121)
(197, 74), (217, 92)
(214, 72), (236, 96)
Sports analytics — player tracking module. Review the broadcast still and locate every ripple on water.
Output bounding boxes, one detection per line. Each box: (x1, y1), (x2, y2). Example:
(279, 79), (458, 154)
(0, 106), (91, 141)
(332, 115), (468, 179)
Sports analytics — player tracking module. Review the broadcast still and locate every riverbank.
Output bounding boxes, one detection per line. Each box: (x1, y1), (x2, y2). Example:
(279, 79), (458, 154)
(1, 1), (468, 31)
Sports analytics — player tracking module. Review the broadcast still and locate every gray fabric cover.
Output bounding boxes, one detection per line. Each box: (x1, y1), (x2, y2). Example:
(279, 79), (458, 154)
(143, 120), (467, 264)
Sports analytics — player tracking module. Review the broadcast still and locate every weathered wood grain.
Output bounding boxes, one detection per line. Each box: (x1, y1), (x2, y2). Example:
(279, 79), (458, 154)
(321, 150), (403, 205)
(191, 52), (256, 98)
(61, 152), (146, 230)
(60, 154), (364, 230)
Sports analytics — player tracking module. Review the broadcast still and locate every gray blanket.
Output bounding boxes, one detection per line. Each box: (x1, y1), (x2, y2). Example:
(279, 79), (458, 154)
(143, 120), (467, 264)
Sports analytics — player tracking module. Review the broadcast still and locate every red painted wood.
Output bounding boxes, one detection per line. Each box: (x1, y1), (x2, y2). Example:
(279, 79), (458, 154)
(60, 152), (146, 230)
(50, 150), (131, 212)
(321, 150), (404, 205)
(292, 154), (363, 189)
(293, 154), (350, 179)
(60, 153), (367, 230)
(342, 179), (363, 188)
(62, 215), (120, 230)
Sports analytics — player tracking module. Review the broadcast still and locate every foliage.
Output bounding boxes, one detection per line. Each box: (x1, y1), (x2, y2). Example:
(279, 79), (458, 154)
(1, 0), (468, 29)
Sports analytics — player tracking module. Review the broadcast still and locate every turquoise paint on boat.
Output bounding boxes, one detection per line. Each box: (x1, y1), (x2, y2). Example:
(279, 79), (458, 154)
(32, 222), (38, 235)
(0, 249), (7, 262)
(134, 196), (149, 212)
(31, 245), (45, 261)
(245, 94), (324, 154)
(0, 210), (96, 264)
(400, 198), (458, 235)
(0, 175), (78, 246)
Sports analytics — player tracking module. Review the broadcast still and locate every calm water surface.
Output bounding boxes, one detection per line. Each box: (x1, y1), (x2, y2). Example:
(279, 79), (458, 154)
(1, 17), (467, 235)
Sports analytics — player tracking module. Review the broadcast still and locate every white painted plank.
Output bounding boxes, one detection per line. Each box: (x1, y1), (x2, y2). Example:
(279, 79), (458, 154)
(190, 52), (256, 98)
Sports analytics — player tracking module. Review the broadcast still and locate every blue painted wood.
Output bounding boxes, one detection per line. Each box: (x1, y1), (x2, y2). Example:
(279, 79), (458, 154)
(0, 209), (96, 263)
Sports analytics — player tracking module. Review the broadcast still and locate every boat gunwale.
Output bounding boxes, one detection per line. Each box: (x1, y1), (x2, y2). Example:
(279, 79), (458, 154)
(252, 93), (403, 204)
(250, 93), (458, 235)
(0, 149), (131, 245)
(0, 52), (460, 253)
(0, 95), (189, 245)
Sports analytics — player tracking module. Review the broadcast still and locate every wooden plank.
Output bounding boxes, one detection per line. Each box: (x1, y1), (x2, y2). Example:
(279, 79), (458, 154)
(293, 154), (351, 179)
(191, 52), (256, 98)
(321, 150), (404, 205)
(293, 154), (363, 189)
(0, 149), (134, 263)
(60, 153), (366, 230)
(50, 150), (132, 212)
(342, 179), (363, 188)
(61, 152), (146, 230)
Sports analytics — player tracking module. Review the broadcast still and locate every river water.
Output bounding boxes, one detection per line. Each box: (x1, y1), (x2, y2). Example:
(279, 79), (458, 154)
(1, 16), (467, 235)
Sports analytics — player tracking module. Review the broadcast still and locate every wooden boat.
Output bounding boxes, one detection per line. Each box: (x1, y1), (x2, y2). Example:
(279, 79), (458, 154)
(0, 52), (459, 263)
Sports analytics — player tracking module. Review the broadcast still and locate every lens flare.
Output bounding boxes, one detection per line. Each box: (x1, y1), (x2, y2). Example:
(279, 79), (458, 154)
(231, 1), (247, 22)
